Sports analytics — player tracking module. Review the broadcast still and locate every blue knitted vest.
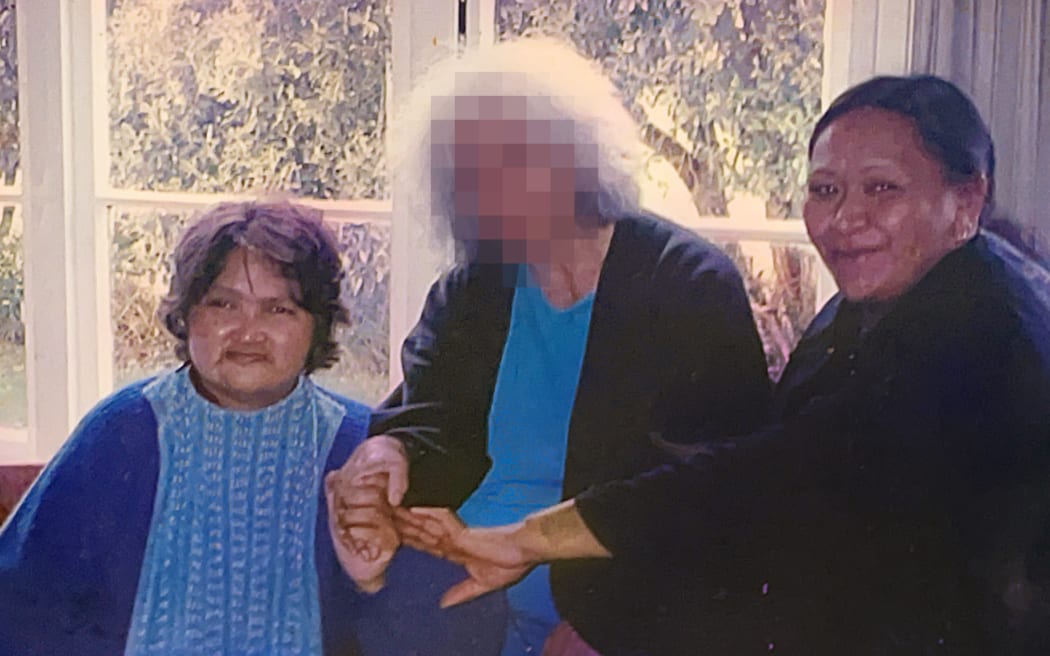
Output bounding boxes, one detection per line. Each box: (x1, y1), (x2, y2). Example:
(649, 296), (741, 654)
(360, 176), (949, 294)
(125, 368), (345, 655)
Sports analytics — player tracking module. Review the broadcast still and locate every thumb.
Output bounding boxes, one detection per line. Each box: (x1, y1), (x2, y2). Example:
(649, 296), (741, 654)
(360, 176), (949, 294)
(439, 578), (493, 608)
(324, 470), (340, 496)
(387, 468), (408, 507)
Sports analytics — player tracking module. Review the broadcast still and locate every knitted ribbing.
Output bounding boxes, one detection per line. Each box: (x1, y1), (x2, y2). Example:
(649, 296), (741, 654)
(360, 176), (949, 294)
(126, 368), (345, 656)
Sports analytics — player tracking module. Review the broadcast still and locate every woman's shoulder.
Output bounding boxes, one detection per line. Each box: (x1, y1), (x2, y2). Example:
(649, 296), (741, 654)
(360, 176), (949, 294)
(417, 261), (516, 315)
(924, 234), (1050, 352)
(979, 232), (1050, 313)
(311, 384), (371, 434)
(310, 383), (373, 466)
(975, 233), (1050, 366)
(73, 377), (159, 438)
(39, 377), (161, 488)
(612, 212), (740, 280)
(604, 213), (747, 307)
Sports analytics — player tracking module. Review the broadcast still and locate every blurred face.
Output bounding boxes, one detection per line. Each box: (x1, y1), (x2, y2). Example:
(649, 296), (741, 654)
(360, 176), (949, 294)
(450, 109), (586, 264)
(804, 108), (984, 302)
(187, 246), (315, 410)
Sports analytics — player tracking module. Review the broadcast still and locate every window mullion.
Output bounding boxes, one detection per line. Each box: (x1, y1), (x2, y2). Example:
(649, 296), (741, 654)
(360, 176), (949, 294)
(823, 0), (915, 105)
(66, 0), (112, 421)
(388, 0), (460, 383)
(17, 0), (74, 460)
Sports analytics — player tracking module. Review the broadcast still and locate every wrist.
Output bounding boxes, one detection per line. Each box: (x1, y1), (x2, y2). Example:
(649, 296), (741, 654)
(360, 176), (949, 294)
(354, 574), (386, 595)
(371, 434), (407, 456)
(508, 519), (546, 565)
(517, 500), (612, 561)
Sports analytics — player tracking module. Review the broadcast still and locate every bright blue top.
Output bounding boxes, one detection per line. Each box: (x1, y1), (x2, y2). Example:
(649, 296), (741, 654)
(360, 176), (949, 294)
(458, 270), (595, 655)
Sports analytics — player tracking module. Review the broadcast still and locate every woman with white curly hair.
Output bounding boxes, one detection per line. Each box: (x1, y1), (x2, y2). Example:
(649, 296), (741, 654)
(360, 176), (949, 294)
(327, 38), (772, 656)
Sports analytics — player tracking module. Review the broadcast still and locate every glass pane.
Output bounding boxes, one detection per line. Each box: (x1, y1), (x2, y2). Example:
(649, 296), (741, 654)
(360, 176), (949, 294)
(497, 0), (824, 219)
(106, 0), (389, 200)
(0, 0), (18, 186)
(0, 204), (25, 427)
(312, 221), (390, 404)
(110, 206), (390, 403)
(717, 240), (818, 382)
(110, 206), (186, 388)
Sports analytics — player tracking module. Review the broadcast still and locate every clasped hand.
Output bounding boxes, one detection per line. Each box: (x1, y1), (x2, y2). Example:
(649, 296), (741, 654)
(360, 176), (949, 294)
(324, 434), (407, 594)
(325, 435), (532, 604)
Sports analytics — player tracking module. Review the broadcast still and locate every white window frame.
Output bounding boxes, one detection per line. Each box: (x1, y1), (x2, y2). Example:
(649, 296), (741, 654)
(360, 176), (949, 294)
(5, 0), (916, 464)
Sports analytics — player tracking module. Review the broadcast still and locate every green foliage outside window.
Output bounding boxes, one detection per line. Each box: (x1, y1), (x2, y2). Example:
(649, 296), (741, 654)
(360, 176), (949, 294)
(0, 1), (22, 427)
(0, 0), (16, 186)
(0, 204), (23, 427)
(108, 0), (389, 199)
(498, 0), (824, 219)
(0, 0), (19, 348)
(719, 241), (816, 380)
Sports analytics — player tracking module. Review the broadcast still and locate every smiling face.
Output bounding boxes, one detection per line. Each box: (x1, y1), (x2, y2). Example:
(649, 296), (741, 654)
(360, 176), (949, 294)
(804, 108), (985, 302)
(186, 246), (315, 410)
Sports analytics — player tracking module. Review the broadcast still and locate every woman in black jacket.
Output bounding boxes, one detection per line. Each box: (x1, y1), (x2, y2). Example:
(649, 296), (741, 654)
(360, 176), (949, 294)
(325, 38), (772, 656)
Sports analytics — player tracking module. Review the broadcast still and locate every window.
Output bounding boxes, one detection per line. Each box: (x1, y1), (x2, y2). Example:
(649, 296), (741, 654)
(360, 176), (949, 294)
(5, 0), (412, 462)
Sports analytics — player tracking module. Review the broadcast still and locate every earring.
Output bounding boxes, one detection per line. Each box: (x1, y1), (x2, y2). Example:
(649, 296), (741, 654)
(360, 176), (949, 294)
(955, 219), (976, 243)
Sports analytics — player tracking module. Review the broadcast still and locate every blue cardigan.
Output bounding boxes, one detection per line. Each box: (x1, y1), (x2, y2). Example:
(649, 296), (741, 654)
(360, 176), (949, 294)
(0, 377), (371, 656)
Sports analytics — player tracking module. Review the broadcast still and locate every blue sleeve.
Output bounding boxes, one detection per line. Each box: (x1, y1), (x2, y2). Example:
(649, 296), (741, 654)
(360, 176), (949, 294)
(0, 383), (160, 656)
(317, 398), (371, 656)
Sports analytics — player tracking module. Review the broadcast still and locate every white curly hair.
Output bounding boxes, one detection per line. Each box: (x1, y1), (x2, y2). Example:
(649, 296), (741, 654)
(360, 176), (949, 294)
(391, 37), (647, 263)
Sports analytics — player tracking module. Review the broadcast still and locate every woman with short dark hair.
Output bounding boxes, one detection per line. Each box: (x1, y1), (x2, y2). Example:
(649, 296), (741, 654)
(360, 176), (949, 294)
(158, 200), (349, 373)
(0, 200), (377, 655)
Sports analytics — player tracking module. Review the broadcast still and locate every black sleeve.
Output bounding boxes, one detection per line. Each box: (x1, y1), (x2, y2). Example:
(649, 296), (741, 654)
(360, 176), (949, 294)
(576, 309), (1050, 650)
(574, 383), (845, 563)
(648, 242), (772, 450)
(370, 268), (496, 508)
(974, 332), (1050, 653)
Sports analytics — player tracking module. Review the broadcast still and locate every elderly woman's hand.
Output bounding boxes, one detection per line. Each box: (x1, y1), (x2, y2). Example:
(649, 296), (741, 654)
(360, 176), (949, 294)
(325, 471), (400, 593)
(339, 435), (409, 506)
(395, 501), (612, 607)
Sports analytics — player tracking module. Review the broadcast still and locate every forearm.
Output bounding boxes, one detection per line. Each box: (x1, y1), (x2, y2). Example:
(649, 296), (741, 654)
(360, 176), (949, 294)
(512, 500), (612, 562)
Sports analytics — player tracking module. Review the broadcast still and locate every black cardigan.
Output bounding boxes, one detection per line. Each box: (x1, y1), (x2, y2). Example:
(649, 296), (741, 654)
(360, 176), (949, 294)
(371, 213), (773, 650)
(576, 232), (1050, 654)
